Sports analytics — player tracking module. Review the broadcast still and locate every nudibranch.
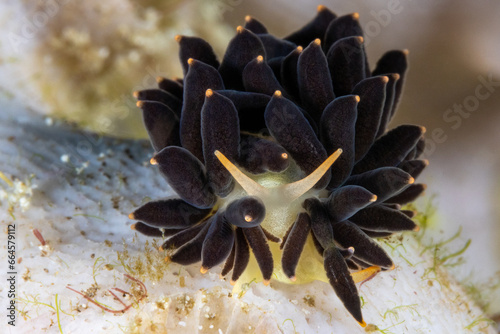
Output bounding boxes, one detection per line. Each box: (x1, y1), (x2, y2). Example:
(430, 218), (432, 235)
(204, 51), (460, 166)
(128, 5), (428, 326)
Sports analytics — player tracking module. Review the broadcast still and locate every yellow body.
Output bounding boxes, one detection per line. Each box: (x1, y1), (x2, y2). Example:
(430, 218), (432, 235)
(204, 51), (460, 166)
(214, 150), (381, 293)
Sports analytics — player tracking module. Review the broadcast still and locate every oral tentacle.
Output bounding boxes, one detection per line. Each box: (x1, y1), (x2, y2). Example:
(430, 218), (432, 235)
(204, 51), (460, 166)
(280, 148), (342, 202)
(214, 150), (268, 197)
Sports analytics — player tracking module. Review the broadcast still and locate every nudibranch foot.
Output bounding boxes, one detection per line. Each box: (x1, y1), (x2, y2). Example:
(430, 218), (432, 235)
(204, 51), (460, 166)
(351, 265), (382, 283)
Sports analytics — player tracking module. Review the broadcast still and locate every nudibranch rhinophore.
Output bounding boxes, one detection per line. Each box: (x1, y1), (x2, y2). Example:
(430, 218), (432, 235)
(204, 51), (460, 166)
(128, 5), (428, 326)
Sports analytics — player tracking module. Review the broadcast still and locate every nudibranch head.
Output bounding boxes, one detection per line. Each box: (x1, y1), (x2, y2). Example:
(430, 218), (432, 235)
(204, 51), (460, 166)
(128, 5), (427, 326)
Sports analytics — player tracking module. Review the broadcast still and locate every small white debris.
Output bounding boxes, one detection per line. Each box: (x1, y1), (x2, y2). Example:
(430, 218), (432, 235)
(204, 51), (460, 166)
(128, 50), (140, 62)
(178, 321), (186, 327)
(98, 47), (110, 58)
(0, 174), (36, 212)
(19, 197), (30, 211)
(198, 326), (203, 330)
(75, 161), (89, 175)
(218, 329), (223, 334)
(38, 244), (54, 257)
(290, 299), (298, 305)
(45, 117), (54, 126)
(209, 325), (214, 329)
(60, 154), (70, 163)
